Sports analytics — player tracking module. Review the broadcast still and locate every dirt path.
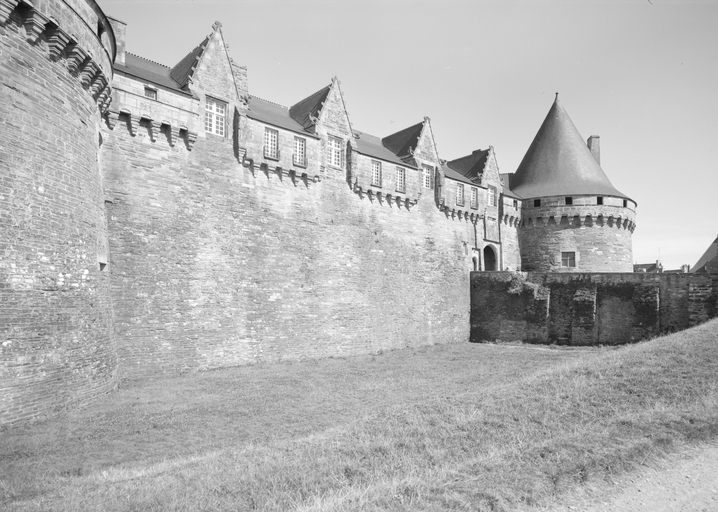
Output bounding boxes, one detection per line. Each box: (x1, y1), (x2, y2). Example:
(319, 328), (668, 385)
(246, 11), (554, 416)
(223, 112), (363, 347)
(546, 444), (718, 511)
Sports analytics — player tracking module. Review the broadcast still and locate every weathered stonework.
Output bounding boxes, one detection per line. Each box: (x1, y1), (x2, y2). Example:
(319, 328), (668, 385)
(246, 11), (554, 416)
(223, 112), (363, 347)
(471, 272), (718, 345)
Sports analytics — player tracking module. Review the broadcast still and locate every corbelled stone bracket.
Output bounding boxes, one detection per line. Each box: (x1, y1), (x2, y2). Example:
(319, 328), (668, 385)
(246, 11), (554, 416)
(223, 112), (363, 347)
(0, 0), (21, 26)
(24, 8), (48, 44)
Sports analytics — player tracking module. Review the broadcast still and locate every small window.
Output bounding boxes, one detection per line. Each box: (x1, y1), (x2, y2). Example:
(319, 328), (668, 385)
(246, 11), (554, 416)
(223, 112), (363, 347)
(534, 199), (541, 208)
(371, 160), (382, 187)
(623, 199), (627, 208)
(561, 252), (576, 268)
(456, 183), (464, 206)
(470, 187), (478, 209)
(395, 167), (406, 193)
(488, 186), (497, 207)
(422, 164), (433, 189)
(264, 127), (279, 160)
(204, 97), (226, 136)
(293, 137), (306, 167)
(513, 199), (518, 208)
(565, 196), (573, 205)
(327, 135), (344, 168)
(597, 196), (604, 205)
(144, 87), (157, 100)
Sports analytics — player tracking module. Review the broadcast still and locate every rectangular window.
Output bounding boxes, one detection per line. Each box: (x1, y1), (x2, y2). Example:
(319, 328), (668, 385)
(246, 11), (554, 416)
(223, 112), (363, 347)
(371, 160), (382, 187)
(470, 187), (478, 209)
(456, 183), (464, 206)
(395, 167), (406, 193)
(144, 87), (157, 100)
(597, 196), (604, 205)
(293, 136), (306, 167)
(513, 199), (518, 208)
(422, 164), (433, 189)
(565, 196), (573, 205)
(623, 199), (627, 207)
(488, 186), (497, 207)
(561, 251), (576, 268)
(534, 198), (541, 208)
(204, 97), (226, 136)
(264, 127), (279, 159)
(327, 135), (344, 168)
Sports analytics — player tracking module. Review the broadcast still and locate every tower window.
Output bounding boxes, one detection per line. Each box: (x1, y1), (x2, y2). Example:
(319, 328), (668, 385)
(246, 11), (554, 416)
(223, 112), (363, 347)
(565, 196), (573, 205)
(534, 199), (541, 208)
(561, 252), (576, 268)
(623, 199), (627, 207)
(597, 196), (604, 205)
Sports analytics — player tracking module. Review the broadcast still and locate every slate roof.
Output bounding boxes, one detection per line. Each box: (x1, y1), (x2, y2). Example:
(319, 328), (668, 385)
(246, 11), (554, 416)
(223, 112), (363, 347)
(447, 150), (489, 181)
(114, 53), (191, 96)
(442, 165), (476, 186)
(382, 122), (423, 158)
(354, 131), (415, 168)
(246, 96), (318, 137)
(634, 262), (662, 273)
(691, 236), (718, 274)
(169, 38), (208, 90)
(289, 86), (330, 130)
(511, 98), (631, 200)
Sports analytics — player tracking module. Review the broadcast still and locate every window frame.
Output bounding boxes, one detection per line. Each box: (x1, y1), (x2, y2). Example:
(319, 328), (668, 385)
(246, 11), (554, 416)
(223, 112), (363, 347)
(264, 127), (279, 160)
(395, 166), (406, 193)
(371, 160), (382, 187)
(470, 187), (478, 209)
(327, 135), (345, 169)
(561, 251), (576, 268)
(144, 86), (157, 100)
(421, 164), (433, 189)
(204, 96), (226, 137)
(293, 136), (307, 167)
(488, 186), (497, 207)
(456, 183), (464, 206)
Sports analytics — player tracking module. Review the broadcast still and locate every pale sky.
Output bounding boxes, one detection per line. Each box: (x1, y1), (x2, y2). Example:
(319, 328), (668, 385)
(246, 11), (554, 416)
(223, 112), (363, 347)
(101, 0), (718, 270)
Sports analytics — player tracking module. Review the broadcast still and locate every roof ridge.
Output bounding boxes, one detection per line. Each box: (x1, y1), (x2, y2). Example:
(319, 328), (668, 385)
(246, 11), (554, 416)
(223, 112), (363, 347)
(126, 52), (170, 69)
(250, 95), (288, 110)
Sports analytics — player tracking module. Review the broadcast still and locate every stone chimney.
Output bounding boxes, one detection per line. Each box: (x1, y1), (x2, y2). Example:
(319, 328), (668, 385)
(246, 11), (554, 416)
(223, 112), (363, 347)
(107, 16), (126, 66)
(587, 135), (600, 165)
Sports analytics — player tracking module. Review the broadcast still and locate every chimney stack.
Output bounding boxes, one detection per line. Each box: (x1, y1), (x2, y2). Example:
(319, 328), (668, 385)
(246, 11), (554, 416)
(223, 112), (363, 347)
(107, 16), (126, 66)
(587, 135), (600, 165)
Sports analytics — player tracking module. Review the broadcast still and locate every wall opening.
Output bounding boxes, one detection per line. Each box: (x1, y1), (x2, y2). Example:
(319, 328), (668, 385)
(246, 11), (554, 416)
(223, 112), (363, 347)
(484, 246), (497, 271)
(472, 256), (478, 271)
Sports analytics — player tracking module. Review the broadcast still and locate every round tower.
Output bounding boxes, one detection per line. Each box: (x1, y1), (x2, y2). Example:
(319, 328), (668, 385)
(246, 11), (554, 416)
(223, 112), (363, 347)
(0, 0), (116, 427)
(512, 97), (636, 272)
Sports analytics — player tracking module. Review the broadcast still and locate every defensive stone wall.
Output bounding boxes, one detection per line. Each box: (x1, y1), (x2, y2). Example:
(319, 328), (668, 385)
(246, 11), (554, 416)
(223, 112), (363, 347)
(471, 272), (718, 345)
(0, 0), (116, 427)
(519, 195), (636, 272)
(102, 116), (477, 380)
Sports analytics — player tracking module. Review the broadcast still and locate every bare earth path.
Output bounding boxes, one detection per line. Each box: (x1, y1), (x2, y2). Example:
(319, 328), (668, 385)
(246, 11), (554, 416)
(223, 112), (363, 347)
(543, 444), (718, 512)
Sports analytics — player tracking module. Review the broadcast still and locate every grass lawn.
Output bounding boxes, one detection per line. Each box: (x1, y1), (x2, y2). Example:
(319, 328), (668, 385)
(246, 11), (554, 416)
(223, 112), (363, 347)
(2, 320), (718, 511)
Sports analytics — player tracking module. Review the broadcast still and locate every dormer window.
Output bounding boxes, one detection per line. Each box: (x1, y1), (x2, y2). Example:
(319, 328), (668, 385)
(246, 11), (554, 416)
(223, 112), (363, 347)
(327, 135), (344, 169)
(371, 160), (382, 187)
(204, 97), (226, 136)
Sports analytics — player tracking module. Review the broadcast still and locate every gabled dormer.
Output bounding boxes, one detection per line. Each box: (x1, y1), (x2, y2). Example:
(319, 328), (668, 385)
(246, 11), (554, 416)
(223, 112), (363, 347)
(173, 21), (249, 139)
(441, 146), (502, 221)
(289, 77), (354, 177)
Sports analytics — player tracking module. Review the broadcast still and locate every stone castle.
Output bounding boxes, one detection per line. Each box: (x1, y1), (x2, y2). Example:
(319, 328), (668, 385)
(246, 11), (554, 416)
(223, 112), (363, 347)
(6, 0), (706, 429)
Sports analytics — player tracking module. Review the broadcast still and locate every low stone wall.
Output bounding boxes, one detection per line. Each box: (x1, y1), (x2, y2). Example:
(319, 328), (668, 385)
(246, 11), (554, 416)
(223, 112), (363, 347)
(471, 272), (718, 345)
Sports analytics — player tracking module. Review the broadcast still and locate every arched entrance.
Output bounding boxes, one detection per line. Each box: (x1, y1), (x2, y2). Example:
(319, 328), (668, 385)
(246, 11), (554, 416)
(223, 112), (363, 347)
(484, 246), (497, 271)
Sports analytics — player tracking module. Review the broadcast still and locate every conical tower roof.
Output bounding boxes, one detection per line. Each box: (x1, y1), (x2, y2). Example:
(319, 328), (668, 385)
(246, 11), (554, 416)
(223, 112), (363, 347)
(511, 97), (630, 200)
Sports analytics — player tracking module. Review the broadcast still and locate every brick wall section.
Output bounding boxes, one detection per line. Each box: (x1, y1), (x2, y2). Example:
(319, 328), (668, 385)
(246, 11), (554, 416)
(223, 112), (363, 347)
(0, 5), (116, 428)
(519, 195), (635, 272)
(471, 272), (717, 346)
(102, 122), (477, 380)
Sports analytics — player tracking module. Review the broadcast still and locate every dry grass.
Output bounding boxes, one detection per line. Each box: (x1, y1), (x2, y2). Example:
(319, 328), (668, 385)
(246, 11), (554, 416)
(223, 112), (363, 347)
(2, 320), (718, 511)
